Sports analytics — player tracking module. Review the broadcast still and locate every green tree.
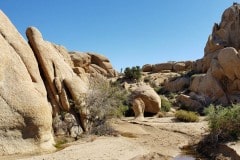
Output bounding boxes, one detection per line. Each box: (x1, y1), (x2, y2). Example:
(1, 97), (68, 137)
(124, 66), (142, 81)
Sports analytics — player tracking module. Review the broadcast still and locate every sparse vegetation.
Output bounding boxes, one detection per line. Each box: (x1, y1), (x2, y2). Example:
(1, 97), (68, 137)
(54, 138), (68, 149)
(124, 66), (142, 81)
(175, 110), (199, 122)
(160, 96), (172, 112)
(75, 76), (129, 135)
(204, 104), (240, 142)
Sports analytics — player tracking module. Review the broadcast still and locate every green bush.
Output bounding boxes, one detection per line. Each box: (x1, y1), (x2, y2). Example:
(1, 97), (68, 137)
(160, 96), (172, 112)
(124, 66), (142, 81)
(113, 105), (129, 118)
(204, 104), (240, 142)
(175, 110), (199, 122)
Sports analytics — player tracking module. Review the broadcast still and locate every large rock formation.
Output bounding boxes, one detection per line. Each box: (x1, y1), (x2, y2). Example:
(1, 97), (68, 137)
(0, 10), (54, 155)
(190, 3), (240, 105)
(27, 27), (88, 113)
(0, 9), (118, 156)
(27, 27), (91, 132)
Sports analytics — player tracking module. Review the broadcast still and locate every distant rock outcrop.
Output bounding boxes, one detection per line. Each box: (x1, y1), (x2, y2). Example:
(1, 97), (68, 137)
(70, 52), (117, 77)
(142, 61), (193, 73)
(141, 3), (240, 108)
(0, 10), (54, 155)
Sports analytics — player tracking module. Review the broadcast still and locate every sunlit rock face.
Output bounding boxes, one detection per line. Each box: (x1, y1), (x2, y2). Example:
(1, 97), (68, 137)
(190, 3), (240, 105)
(0, 10), (55, 155)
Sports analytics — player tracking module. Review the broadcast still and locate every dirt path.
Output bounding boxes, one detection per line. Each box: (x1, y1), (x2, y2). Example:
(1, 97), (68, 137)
(3, 117), (208, 160)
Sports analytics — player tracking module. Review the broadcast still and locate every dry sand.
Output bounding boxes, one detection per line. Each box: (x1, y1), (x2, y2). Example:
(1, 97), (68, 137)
(2, 117), (208, 160)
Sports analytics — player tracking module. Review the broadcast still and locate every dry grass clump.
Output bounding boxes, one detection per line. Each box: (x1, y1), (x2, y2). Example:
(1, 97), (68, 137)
(175, 110), (199, 122)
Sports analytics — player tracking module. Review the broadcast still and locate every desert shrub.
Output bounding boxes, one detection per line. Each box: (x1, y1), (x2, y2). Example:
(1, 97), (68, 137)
(124, 66), (142, 81)
(90, 121), (116, 136)
(75, 76), (129, 135)
(160, 96), (172, 112)
(204, 104), (240, 142)
(175, 110), (199, 122)
(144, 76), (151, 83)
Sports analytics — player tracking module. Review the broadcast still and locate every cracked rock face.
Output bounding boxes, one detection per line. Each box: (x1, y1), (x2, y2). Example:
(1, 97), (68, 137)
(0, 10), (54, 155)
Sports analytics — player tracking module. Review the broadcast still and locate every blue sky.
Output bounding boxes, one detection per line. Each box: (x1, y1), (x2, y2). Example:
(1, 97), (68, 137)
(0, 1), (233, 71)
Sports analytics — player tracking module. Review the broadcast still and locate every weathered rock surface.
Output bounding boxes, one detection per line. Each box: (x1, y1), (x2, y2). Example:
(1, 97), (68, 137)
(89, 53), (117, 77)
(0, 10), (54, 155)
(143, 61), (193, 73)
(53, 113), (83, 138)
(27, 27), (89, 132)
(131, 85), (161, 114)
(177, 94), (204, 112)
(70, 52), (91, 73)
(70, 52), (117, 77)
(132, 98), (145, 121)
(165, 77), (190, 92)
(205, 3), (240, 56)
(152, 62), (173, 73)
(142, 64), (153, 72)
(27, 27), (88, 112)
(187, 3), (240, 105)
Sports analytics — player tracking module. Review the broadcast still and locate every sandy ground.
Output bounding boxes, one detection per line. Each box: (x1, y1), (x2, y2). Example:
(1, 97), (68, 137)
(2, 117), (208, 160)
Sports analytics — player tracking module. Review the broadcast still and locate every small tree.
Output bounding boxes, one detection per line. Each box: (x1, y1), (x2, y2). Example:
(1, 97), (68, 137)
(124, 66), (142, 81)
(75, 76), (129, 135)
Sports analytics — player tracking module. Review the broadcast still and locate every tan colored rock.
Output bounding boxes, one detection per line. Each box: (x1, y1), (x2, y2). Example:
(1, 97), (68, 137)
(53, 44), (74, 68)
(70, 52), (91, 71)
(26, 27), (89, 131)
(132, 98), (145, 121)
(190, 72), (225, 103)
(89, 53), (117, 77)
(204, 3), (240, 60)
(0, 10), (54, 155)
(204, 34), (224, 55)
(202, 3), (240, 73)
(165, 77), (190, 92)
(73, 67), (86, 75)
(90, 64), (108, 76)
(142, 64), (152, 72)
(27, 27), (88, 109)
(152, 63), (173, 73)
(173, 62), (186, 72)
(131, 85), (161, 113)
(217, 47), (240, 81)
(177, 94), (203, 112)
